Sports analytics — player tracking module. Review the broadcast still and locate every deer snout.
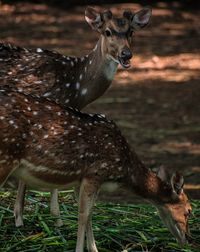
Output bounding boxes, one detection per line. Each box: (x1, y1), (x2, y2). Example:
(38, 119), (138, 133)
(121, 47), (133, 60)
(118, 47), (132, 68)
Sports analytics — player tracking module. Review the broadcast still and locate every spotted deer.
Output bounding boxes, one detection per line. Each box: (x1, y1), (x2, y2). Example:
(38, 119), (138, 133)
(0, 89), (192, 251)
(0, 6), (152, 227)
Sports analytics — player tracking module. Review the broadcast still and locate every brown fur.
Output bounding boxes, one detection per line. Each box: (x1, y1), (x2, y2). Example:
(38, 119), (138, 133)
(0, 89), (191, 251)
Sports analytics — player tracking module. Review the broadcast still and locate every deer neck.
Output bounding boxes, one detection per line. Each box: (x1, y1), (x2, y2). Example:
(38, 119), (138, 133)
(99, 169), (164, 205)
(44, 36), (118, 109)
(99, 143), (168, 205)
(86, 35), (118, 81)
(66, 36), (118, 109)
(126, 152), (169, 204)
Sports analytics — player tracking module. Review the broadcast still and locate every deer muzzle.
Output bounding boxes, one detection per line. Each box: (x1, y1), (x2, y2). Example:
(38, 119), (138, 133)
(157, 206), (189, 245)
(118, 47), (132, 68)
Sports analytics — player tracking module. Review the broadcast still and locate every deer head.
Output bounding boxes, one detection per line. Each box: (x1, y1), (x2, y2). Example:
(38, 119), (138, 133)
(85, 6), (152, 68)
(155, 170), (192, 245)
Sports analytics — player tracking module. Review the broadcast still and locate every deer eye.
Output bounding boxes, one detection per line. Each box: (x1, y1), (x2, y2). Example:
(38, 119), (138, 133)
(185, 209), (191, 218)
(105, 29), (112, 37)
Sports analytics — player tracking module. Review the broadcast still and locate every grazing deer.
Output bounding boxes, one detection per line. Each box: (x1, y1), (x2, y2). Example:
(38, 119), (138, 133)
(0, 89), (192, 251)
(0, 6), (152, 227)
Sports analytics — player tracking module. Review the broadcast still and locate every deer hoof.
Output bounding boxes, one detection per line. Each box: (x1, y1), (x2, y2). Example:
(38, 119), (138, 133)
(15, 218), (24, 227)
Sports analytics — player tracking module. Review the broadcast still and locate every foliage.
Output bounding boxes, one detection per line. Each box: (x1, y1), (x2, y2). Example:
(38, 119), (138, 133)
(0, 190), (199, 252)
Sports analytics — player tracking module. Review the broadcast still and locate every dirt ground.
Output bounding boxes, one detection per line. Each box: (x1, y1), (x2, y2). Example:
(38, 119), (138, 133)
(0, 2), (199, 198)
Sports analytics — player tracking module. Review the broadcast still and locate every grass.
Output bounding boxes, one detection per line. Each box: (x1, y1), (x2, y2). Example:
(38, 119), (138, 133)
(0, 190), (199, 252)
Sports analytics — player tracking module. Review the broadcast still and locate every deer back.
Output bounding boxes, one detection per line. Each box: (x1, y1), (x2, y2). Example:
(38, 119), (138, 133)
(0, 89), (131, 188)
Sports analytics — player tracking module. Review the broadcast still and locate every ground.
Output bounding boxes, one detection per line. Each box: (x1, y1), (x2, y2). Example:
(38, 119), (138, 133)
(0, 1), (199, 251)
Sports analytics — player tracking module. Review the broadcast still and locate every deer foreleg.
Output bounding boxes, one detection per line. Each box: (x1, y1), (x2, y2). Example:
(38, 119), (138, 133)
(86, 216), (98, 252)
(50, 189), (63, 227)
(75, 185), (98, 252)
(76, 178), (99, 252)
(14, 180), (26, 227)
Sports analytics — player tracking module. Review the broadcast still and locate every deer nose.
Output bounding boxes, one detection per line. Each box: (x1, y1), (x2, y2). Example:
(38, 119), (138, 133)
(121, 48), (132, 60)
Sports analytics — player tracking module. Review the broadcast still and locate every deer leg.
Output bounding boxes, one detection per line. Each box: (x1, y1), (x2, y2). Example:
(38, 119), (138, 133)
(50, 189), (63, 227)
(86, 216), (98, 252)
(76, 178), (99, 252)
(14, 180), (26, 227)
(75, 185), (98, 252)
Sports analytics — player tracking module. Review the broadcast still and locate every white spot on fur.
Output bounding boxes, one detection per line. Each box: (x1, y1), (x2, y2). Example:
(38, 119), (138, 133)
(9, 120), (14, 125)
(76, 82), (80, 90)
(101, 162), (108, 168)
(81, 88), (87, 95)
(118, 166), (122, 171)
(36, 48), (43, 53)
(43, 92), (51, 97)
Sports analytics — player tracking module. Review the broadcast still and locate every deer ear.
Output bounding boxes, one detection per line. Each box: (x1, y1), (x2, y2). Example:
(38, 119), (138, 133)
(157, 166), (168, 181)
(131, 7), (152, 30)
(170, 172), (184, 195)
(85, 7), (104, 32)
(157, 168), (184, 197)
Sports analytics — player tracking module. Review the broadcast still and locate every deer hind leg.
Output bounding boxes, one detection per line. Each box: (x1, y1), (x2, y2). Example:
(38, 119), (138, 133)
(76, 178), (99, 252)
(50, 189), (63, 227)
(0, 161), (22, 226)
(14, 180), (26, 227)
(0, 161), (18, 187)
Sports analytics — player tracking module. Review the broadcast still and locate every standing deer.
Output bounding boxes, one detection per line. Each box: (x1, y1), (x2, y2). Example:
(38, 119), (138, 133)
(0, 6), (152, 227)
(0, 89), (191, 251)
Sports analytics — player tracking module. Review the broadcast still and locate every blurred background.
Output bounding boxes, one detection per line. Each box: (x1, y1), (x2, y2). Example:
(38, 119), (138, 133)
(0, 0), (199, 198)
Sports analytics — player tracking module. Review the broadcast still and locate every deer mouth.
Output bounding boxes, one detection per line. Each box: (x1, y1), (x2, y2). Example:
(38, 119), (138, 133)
(118, 56), (131, 68)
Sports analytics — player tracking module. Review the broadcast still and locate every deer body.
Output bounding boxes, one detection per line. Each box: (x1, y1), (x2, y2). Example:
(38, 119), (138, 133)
(0, 6), (152, 227)
(0, 6), (153, 110)
(0, 89), (191, 251)
(1, 36), (119, 227)
(0, 39), (117, 110)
